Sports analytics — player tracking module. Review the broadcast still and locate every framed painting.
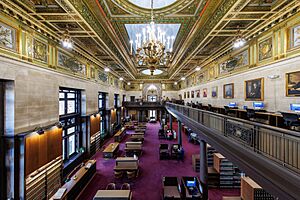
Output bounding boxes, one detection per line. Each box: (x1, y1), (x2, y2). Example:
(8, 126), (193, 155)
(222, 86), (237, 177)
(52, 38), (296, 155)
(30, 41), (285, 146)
(33, 38), (48, 63)
(187, 91), (190, 98)
(0, 22), (16, 51)
(212, 86), (218, 98)
(203, 88), (208, 98)
(245, 78), (264, 101)
(196, 90), (200, 98)
(90, 67), (95, 78)
(191, 91), (194, 98)
(258, 37), (273, 61)
(286, 71), (300, 96)
(290, 24), (300, 49)
(184, 92), (186, 99)
(223, 83), (234, 99)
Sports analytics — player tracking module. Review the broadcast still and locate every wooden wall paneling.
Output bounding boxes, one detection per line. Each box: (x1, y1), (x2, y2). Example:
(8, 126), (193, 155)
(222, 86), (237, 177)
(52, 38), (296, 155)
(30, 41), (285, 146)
(47, 128), (62, 162)
(25, 134), (40, 176)
(90, 115), (100, 136)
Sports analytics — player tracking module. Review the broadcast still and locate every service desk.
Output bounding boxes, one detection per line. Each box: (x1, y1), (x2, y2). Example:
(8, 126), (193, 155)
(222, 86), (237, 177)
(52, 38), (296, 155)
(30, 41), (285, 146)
(103, 142), (119, 158)
(93, 190), (132, 200)
(114, 127), (126, 142)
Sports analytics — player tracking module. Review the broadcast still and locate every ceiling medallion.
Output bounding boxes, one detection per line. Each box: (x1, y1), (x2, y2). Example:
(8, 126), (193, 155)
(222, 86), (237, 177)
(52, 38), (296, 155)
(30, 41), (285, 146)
(129, 0), (174, 76)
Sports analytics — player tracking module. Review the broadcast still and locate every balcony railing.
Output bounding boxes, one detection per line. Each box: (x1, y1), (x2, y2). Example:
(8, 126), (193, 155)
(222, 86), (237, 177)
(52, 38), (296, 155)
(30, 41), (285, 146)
(166, 102), (300, 174)
(123, 101), (165, 108)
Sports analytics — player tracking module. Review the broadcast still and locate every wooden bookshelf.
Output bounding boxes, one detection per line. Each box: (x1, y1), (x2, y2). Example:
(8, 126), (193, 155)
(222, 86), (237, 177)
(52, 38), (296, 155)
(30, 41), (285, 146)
(241, 176), (274, 200)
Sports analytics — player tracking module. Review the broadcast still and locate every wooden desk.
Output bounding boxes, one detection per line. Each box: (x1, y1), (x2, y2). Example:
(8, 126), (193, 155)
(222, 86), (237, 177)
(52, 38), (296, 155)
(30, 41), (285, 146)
(130, 135), (144, 142)
(132, 132), (144, 136)
(103, 142), (119, 158)
(52, 160), (96, 200)
(125, 142), (142, 155)
(93, 190), (132, 200)
(114, 127), (126, 142)
(163, 186), (181, 199)
(134, 129), (146, 133)
(114, 157), (139, 172)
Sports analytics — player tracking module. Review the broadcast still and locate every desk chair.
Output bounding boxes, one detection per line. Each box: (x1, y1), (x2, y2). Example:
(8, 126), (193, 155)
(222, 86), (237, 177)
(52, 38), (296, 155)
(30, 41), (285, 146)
(281, 112), (300, 130)
(198, 103), (203, 109)
(126, 170), (137, 180)
(106, 183), (116, 190)
(246, 108), (256, 120)
(208, 104), (213, 112)
(159, 144), (170, 160)
(121, 183), (131, 190)
(114, 171), (123, 179)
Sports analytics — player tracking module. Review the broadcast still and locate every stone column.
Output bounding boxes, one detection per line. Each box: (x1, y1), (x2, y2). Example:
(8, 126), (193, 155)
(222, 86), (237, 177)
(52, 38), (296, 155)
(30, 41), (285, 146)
(200, 140), (208, 200)
(178, 120), (182, 146)
(169, 113), (172, 131)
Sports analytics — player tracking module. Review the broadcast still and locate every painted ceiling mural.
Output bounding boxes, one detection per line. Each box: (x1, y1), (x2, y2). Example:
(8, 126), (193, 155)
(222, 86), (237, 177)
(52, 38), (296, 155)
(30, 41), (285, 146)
(4, 0), (300, 83)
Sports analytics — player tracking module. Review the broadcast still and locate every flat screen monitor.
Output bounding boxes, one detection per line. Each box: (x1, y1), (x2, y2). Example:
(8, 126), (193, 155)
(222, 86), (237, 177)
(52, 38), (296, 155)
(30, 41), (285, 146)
(253, 102), (264, 109)
(290, 104), (300, 112)
(228, 102), (237, 108)
(187, 180), (196, 187)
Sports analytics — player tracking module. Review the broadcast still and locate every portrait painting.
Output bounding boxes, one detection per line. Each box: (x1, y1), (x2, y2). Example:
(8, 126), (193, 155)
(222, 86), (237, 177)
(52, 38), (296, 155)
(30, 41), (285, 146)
(212, 86), (218, 98)
(191, 91), (195, 98)
(286, 71), (300, 96)
(196, 90), (200, 98)
(245, 78), (264, 101)
(223, 83), (234, 99)
(203, 88), (208, 98)
(291, 24), (300, 48)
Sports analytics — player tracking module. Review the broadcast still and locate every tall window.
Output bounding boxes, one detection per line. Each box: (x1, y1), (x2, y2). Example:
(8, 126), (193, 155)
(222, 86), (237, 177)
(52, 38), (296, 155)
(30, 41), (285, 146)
(98, 92), (107, 137)
(59, 88), (81, 161)
(114, 94), (120, 108)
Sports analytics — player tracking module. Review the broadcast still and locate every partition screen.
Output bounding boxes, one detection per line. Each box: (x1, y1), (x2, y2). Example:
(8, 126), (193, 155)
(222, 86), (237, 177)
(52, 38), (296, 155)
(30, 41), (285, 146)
(59, 88), (81, 161)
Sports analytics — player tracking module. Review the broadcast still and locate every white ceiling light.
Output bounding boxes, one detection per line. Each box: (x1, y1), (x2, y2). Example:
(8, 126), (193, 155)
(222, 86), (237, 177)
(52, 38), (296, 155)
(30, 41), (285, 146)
(104, 67), (110, 72)
(174, 82), (178, 85)
(62, 30), (73, 49)
(119, 77), (124, 81)
(195, 67), (201, 71)
(181, 77), (186, 81)
(127, 82), (131, 85)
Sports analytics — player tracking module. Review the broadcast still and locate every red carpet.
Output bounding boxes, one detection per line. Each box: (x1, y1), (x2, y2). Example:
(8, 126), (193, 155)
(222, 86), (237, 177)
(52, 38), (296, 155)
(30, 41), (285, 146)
(79, 122), (240, 199)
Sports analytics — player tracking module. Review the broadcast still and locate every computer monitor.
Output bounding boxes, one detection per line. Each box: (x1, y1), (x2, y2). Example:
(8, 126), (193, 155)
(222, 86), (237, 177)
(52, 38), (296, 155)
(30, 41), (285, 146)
(290, 104), (300, 113)
(253, 102), (264, 109)
(187, 180), (196, 187)
(228, 102), (237, 108)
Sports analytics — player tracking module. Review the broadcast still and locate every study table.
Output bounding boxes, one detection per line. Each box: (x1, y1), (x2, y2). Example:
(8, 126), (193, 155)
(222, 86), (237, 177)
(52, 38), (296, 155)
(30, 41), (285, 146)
(124, 141), (143, 156)
(103, 142), (119, 158)
(114, 127), (126, 142)
(114, 157), (139, 172)
(130, 134), (144, 142)
(134, 128), (146, 133)
(93, 190), (132, 200)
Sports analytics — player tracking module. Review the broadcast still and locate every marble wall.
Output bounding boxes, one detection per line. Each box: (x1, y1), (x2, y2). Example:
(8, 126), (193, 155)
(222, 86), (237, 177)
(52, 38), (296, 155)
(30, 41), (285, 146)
(0, 56), (125, 134)
(180, 56), (300, 112)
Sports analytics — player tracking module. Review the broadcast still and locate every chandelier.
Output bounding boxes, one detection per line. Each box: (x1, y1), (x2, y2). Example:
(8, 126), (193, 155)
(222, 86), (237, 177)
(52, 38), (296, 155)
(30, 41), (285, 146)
(129, 0), (174, 75)
(62, 30), (73, 49)
(233, 29), (246, 49)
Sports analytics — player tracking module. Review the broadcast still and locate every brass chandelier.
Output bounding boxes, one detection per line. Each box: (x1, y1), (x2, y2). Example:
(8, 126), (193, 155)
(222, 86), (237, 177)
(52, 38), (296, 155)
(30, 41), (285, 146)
(129, 0), (174, 75)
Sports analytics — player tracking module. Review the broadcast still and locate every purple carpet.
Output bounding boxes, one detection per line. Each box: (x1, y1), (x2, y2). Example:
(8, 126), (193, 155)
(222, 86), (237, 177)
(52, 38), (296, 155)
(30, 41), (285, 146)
(79, 122), (240, 200)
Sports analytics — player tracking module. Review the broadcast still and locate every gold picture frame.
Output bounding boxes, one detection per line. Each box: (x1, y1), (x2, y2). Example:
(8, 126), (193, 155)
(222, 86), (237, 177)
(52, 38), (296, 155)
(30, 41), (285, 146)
(286, 71), (300, 97)
(258, 37), (273, 61)
(289, 24), (300, 49)
(223, 83), (234, 99)
(245, 78), (264, 101)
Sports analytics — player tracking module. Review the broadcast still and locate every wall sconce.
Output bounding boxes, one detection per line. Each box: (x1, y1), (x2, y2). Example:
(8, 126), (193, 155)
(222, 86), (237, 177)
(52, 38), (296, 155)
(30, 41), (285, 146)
(35, 127), (45, 135)
(55, 122), (63, 129)
(93, 113), (97, 118)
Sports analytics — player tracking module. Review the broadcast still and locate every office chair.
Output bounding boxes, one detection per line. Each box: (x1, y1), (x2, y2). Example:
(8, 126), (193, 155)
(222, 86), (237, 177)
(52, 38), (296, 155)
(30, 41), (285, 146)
(106, 183), (116, 190)
(281, 112), (300, 130)
(224, 106), (230, 115)
(208, 104), (213, 112)
(121, 183), (131, 190)
(198, 103), (203, 109)
(246, 108), (256, 120)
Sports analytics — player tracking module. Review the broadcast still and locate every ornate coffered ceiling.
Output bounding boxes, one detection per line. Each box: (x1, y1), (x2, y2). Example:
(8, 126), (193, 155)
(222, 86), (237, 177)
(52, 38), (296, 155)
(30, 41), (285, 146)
(5, 0), (300, 82)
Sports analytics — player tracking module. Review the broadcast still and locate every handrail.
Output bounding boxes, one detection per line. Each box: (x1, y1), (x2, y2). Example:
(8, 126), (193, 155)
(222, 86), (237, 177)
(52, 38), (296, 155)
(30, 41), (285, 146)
(166, 102), (300, 174)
